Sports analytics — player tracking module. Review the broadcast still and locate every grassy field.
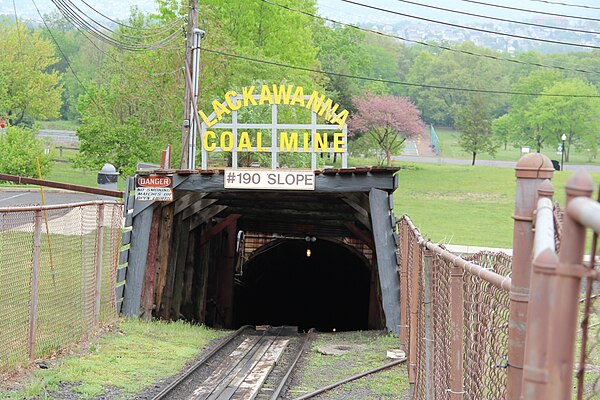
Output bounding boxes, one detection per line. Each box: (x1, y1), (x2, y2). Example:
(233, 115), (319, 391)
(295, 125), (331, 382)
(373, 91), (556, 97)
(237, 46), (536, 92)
(36, 120), (79, 131)
(394, 162), (600, 248)
(1, 319), (227, 399)
(434, 127), (599, 166)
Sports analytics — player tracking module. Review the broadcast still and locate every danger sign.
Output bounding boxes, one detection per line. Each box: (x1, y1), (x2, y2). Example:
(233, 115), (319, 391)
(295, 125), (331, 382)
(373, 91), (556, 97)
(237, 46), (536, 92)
(135, 174), (173, 201)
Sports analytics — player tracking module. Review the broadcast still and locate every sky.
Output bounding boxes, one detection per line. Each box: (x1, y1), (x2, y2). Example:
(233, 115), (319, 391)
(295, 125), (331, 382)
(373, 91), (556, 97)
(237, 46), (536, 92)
(317, 0), (600, 24)
(2, 0), (599, 22)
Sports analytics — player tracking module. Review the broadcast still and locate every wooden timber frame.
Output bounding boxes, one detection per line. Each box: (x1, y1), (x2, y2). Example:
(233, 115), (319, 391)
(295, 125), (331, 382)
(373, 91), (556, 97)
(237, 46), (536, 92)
(121, 167), (401, 335)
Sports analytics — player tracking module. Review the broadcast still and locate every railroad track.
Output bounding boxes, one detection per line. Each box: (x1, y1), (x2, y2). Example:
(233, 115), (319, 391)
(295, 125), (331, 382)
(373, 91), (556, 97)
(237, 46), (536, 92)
(152, 326), (314, 400)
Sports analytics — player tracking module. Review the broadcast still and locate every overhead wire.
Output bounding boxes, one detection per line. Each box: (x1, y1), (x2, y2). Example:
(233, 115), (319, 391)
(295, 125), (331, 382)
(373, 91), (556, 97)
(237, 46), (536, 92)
(77, 0), (186, 32)
(50, 0), (184, 51)
(260, 0), (599, 75)
(37, 0), (185, 120)
(31, 0), (107, 114)
(52, 0), (183, 51)
(526, 0), (600, 10)
(454, 0), (600, 21)
(341, 0), (600, 49)
(199, 46), (600, 98)
(59, 0), (184, 39)
(393, 0), (600, 35)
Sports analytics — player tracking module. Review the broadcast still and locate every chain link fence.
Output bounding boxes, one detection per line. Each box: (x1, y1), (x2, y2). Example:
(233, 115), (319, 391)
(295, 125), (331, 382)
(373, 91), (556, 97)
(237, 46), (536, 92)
(398, 216), (512, 400)
(0, 201), (122, 371)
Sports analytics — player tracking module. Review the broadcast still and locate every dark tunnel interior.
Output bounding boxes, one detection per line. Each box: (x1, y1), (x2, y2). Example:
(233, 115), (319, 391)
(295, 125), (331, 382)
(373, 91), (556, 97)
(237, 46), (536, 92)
(233, 239), (371, 332)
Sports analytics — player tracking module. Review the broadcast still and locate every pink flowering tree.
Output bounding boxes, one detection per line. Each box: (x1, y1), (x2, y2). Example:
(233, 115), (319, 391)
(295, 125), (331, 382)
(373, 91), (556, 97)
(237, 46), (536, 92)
(349, 94), (425, 166)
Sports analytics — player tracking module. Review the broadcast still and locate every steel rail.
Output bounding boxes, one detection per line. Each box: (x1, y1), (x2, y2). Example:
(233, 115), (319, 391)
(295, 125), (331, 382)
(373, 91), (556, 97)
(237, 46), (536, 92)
(291, 357), (407, 400)
(270, 328), (315, 400)
(533, 196), (556, 259)
(151, 325), (252, 400)
(0, 200), (119, 213)
(567, 197), (600, 235)
(403, 215), (512, 291)
(0, 173), (124, 198)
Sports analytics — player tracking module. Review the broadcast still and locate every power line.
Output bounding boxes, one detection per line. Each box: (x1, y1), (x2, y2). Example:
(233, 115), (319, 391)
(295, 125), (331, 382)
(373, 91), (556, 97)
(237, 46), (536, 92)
(341, 0), (600, 50)
(527, 0), (600, 10)
(260, 0), (599, 75)
(61, 0), (183, 39)
(31, 0), (106, 114)
(455, 0), (600, 22)
(394, 0), (600, 35)
(77, 0), (186, 32)
(50, 0), (184, 51)
(199, 46), (600, 98)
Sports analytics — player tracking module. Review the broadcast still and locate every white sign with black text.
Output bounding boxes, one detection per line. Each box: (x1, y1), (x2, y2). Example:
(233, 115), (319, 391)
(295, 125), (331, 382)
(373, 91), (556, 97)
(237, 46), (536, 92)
(135, 174), (174, 201)
(224, 169), (315, 190)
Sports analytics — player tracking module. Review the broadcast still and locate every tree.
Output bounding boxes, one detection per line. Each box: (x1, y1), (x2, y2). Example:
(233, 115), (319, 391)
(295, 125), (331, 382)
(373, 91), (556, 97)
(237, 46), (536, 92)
(0, 127), (51, 177)
(0, 20), (63, 125)
(491, 113), (512, 151)
(75, 116), (152, 175)
(349, 94), (425, 166)
(529, 78), (600, 162)
(406, 42), (511, 127)
(498, 70), (563, 152)
(456, 94), (499, 165)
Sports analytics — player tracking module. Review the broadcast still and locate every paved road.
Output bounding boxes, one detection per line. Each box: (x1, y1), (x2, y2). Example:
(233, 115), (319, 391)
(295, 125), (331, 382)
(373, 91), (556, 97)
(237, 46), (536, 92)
(0, 190), (97, 207)
(393, 155), (600, 173)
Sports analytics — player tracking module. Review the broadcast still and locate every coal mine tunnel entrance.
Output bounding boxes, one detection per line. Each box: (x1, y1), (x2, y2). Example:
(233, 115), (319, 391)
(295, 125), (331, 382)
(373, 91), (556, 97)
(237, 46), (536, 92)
(233, 239), (372, 332)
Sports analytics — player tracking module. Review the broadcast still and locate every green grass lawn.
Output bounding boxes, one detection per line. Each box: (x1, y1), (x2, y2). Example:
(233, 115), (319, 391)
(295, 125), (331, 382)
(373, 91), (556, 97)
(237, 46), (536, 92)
(1, 319), (227, 399)
(36, 120), (79, 131)
(394, 163), (600, 248)
(435, 127), (599, 165)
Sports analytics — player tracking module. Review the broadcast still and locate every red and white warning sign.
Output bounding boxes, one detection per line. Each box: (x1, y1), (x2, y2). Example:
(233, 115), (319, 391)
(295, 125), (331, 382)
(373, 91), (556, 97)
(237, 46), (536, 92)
(0, 116), (7, 133)
(135, 174), (173, 201)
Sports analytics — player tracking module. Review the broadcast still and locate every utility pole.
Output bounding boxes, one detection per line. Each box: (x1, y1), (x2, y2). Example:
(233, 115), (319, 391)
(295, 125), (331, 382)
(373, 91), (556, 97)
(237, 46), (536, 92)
(180, 0), (199, 169)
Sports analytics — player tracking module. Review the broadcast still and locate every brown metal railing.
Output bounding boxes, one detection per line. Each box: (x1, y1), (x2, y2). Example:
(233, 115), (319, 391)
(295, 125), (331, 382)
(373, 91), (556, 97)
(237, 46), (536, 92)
(399, 154), (600, 400)
(399, 216), (512, 400)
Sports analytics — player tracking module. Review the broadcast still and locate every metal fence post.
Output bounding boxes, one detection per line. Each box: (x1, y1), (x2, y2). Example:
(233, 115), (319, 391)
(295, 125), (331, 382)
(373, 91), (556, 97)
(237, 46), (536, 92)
(521, 180), (556, 399)
(521, 249), (557, 399)
(507, 154), (554, 399)
(400, 219), (409, 348)
(546, 171), (593, 399)
(408, 237), (420, 383)
(449, 265), (464, 399)
(94, 203), (105, 325)
(423, 249), (434, 400)
(28, 210), (42, 361)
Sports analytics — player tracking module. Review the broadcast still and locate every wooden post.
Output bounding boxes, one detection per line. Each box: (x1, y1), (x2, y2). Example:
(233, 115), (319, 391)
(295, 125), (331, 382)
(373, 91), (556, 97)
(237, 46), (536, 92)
(93, 204), (105, 324)
(155, 204), (174, 313)
(171, 218), (191, 319)
(140, 207), (161, 319)
(546, 171), (593, 399)
(521, 180), (556, 399)
(507, 154), (554, 399)
(408, 237), (420, 383)
(423, 250), (434, 400)
(122, 204), (154, 317)
(28, 210), (42, 361)
(399, 219), (409, 347)
(449, 266), (464, 399)
(218, 222), (237, 327)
